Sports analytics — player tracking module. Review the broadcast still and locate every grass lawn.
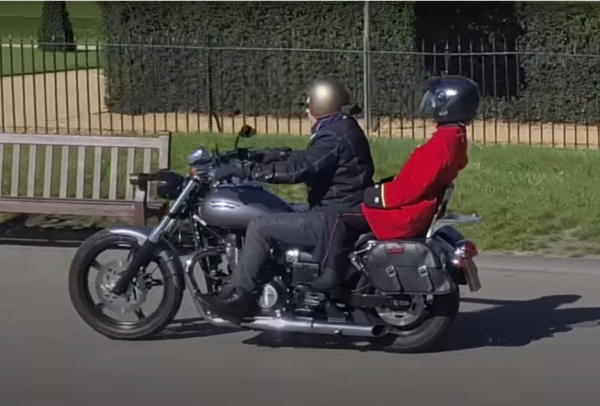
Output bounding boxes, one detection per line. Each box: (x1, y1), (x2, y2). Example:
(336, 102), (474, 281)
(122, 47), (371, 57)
(0, 1), (102, 39)
(168, 133), (600, 256)
(2, 131), (600, 256)
(1, 46), (100, 76)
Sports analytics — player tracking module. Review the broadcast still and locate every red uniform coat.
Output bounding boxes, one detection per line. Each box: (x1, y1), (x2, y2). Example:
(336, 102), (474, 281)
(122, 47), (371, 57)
(360, 125), (469, 240)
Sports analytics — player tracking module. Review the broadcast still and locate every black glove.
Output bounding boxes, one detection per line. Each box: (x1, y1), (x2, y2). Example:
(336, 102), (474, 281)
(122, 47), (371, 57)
(255, 147), (292, 164)
(214, 163), (250, 181)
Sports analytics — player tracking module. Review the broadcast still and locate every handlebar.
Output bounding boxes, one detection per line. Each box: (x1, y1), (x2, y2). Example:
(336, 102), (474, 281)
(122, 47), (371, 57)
(190, 146), (292, 184)
(215, 147), (291, 165)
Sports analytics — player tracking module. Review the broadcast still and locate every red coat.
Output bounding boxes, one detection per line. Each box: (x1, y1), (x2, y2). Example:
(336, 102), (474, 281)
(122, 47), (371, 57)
(361, 125), (469, 240)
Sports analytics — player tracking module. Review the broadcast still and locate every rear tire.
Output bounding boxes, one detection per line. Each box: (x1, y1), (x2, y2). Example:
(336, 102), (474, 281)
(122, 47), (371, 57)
(379, 291), (460, 354)
(68, 230), (184, 340)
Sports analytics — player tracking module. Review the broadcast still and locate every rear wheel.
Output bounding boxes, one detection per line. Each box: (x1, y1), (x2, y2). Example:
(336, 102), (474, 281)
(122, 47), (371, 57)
(375, 291), (460, 353)
(68, 230), (184, 340)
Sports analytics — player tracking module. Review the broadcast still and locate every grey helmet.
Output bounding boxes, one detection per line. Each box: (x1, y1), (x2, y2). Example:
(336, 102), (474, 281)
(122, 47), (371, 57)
(306, 78), (351, 119)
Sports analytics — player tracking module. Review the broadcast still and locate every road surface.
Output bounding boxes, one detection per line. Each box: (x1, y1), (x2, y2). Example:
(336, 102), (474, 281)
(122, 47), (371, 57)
(1, 245), (600, 406)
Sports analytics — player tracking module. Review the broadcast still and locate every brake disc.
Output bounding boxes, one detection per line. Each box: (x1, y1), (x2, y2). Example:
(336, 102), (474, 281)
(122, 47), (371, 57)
(376, 295), (428, 328)
(94, 259), (148, 315)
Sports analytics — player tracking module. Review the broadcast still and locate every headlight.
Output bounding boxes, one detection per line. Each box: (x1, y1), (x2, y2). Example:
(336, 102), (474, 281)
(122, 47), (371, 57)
(156, 170), (185, 200)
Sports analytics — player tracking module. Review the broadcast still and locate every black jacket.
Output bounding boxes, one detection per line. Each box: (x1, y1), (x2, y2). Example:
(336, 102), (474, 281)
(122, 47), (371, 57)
(250, 114), (375, 211)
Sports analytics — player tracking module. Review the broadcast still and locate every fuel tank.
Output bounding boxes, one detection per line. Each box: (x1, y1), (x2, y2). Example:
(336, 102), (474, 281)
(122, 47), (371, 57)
(200, 183), (295, 230)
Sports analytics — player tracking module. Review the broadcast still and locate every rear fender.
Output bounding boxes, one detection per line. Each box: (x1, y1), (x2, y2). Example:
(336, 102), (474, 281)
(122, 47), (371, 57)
(106, 226), (185, 290)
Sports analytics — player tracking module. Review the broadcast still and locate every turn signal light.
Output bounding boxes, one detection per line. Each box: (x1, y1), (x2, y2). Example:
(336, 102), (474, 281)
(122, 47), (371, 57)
(453, 239), (478, 268)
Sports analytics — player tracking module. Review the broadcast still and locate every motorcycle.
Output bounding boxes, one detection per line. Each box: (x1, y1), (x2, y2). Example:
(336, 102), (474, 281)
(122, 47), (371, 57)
(68, 125), (482, 353)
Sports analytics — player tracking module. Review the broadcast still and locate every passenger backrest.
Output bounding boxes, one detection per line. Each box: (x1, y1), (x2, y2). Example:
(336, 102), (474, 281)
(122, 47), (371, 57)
(425, 183), (454, 238)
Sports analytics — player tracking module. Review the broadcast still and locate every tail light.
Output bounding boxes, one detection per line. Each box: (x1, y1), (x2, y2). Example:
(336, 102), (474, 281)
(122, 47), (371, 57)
(452, 239), (478, 268)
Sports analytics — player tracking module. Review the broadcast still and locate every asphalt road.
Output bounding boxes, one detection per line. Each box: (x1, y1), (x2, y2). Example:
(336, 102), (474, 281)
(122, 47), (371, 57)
(2, 245), (600, 406)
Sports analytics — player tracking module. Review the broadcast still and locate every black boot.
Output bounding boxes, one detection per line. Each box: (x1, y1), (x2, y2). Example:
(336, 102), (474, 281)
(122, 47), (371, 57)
(196, 287), (254, 326)
(307, 267), (343, 296)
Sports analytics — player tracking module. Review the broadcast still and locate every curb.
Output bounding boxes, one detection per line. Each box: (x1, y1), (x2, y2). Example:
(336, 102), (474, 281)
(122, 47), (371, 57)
(476, 252), (600, 275)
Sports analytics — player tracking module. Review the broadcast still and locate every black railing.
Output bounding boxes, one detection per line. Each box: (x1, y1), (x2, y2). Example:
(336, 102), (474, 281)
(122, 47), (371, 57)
(1, 37), (599, 149)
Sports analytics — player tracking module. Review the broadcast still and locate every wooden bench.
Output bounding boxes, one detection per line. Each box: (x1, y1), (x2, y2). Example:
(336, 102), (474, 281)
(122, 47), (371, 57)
(0, 133), (172, 227)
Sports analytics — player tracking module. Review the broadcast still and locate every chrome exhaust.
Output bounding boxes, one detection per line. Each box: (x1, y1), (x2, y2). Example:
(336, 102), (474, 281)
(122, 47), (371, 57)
(201, 313), (388, 338)
(240, 316), (389, 338)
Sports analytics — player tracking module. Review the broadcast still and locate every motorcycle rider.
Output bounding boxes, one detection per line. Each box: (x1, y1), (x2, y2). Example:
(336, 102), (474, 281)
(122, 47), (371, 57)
(320, 75), (479, 269)
(197, 78), (375, 325)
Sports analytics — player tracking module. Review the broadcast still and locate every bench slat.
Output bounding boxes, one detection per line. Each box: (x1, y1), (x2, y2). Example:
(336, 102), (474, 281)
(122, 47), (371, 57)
(0, 133), (169, 149)
(11, 144), (20, 196)
(143, 148), (154, 198)
(43, 146), (52, 198)
(92, 147), (102, 199)
(143, 148), (151, 173)
(0, 145), (4, 195)
(76, 146), (85, 199)
(125, 147), (135, 200)
(109, 147), (118, 200)
(27, 145), (36, 197)
(158, 135), (170, 169)
(59, 146), (69, 198)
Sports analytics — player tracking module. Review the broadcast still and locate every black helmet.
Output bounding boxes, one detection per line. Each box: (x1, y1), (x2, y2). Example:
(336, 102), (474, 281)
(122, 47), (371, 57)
(420, 75), (480, 125)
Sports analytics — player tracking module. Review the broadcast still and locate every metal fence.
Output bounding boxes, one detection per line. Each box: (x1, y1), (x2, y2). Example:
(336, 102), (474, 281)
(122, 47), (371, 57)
(1, 36), (600, 149)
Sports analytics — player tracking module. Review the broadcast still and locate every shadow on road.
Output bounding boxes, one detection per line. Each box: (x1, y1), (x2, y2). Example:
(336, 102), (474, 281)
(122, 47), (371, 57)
(151, 294), (600, 353)
(441, 294), (600, 351)
(243, 294), (600, 353)
(149, 317), (237, 341)
(0, 215), (101, 248)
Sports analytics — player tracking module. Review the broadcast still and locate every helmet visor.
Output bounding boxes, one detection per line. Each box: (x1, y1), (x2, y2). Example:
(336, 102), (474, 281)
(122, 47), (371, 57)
(419, 90), (436, 117)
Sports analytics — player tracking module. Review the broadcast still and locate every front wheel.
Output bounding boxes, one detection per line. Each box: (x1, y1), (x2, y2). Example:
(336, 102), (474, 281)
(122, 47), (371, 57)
(68, 230), (184, 340)
(375, 291), (460, 353)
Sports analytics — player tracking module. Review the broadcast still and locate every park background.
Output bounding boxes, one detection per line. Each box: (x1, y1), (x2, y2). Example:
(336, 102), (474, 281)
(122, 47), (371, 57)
(1, 1), (600, 256)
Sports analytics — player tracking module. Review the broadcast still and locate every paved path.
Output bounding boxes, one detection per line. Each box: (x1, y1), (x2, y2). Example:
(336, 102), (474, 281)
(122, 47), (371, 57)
(1, 245), (600, 406)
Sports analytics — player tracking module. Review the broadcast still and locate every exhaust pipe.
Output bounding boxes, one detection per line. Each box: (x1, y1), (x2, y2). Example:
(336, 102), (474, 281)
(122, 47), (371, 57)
(240, 316), (388, 338)
(197, 310), (388, 338)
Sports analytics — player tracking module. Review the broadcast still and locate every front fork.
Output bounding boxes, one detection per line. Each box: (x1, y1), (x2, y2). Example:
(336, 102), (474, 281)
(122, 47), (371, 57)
(111, 179), (198, 295)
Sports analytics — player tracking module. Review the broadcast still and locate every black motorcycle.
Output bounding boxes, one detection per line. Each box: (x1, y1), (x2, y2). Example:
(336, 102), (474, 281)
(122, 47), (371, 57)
(68, 126), (482, 353)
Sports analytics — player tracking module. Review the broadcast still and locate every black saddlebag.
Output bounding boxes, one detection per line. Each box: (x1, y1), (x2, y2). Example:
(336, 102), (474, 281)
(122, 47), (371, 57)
(365, 240), (455, 295)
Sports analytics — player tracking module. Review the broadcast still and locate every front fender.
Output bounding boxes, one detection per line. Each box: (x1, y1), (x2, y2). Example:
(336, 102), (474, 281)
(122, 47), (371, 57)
(106, 226), (186, 290)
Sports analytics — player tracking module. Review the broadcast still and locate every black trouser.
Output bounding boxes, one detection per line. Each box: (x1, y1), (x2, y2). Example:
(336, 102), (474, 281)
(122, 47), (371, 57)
(231, 211), (326, 292)
(321, 205), (371, 273)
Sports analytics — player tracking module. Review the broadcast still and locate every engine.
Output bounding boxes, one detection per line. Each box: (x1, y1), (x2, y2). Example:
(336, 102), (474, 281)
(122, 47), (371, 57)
(284, 249), (321, 285)
(256, 248), (322, 314)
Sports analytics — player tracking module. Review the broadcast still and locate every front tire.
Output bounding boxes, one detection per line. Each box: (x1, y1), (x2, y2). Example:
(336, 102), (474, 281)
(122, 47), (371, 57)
(377, 291), (460, 354)
(68, 230), (184, 340)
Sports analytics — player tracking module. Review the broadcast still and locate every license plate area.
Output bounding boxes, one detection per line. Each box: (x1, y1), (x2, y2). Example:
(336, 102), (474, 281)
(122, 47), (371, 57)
(464, 259), (482, 293)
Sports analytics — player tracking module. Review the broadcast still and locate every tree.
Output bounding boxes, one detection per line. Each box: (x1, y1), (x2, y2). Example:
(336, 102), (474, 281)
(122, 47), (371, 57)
(37, 1), (76, 52)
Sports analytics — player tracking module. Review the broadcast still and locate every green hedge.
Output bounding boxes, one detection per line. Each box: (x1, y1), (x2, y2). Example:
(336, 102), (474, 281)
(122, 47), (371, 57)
(98, 2), (600, 125)
(98, 1), (419, 117)
(516, 2), (600, 124)
(38, 1), (76, 52)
